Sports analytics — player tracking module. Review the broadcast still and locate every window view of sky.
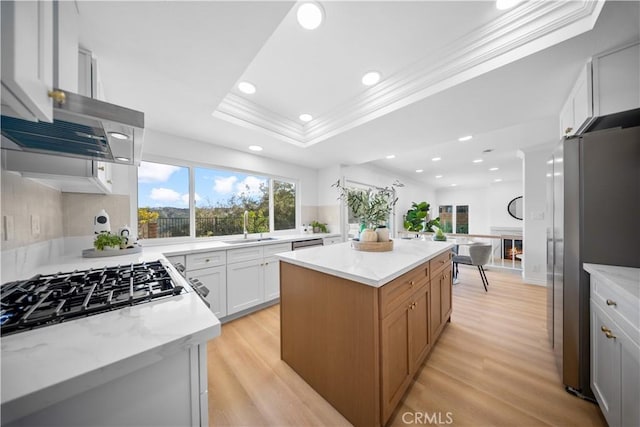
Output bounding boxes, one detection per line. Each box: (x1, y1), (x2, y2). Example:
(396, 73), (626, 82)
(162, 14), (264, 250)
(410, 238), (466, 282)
(137, 161), (267, 208)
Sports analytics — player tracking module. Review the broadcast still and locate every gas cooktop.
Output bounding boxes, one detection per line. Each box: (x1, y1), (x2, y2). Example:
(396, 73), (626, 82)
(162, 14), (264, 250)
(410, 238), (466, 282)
(0, 260), (184, 336)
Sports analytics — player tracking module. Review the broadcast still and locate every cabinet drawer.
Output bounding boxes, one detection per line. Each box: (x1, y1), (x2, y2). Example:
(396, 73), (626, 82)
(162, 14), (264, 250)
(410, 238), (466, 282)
(227, 246), (264, 264)
(263, 242), (292, 257)
(186, 251), (226, 270)
(380, 262), (430, 318)
(430, 250), (452, 279)
(592, 275), (639, 331)
(323, 236), (342, 245)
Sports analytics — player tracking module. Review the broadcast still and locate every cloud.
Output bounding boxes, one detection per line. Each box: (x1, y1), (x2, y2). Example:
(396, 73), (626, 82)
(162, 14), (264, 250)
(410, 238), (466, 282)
(138, 162), (180, 183)
(149, 187), (181, 202)
(214, 176), (238, 194)
(235, 176), (266, 197)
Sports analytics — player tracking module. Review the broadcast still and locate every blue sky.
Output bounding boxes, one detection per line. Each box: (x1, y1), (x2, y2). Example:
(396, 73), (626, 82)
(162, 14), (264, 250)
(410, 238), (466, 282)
(137, 161), (267, 208)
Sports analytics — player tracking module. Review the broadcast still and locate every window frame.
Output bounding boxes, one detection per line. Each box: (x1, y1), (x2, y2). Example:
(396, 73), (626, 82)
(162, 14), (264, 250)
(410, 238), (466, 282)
(132, 155), (300, 244)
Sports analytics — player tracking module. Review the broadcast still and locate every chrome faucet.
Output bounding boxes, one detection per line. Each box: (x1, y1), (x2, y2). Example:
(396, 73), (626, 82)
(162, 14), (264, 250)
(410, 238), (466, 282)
(243, 210), (249, 239)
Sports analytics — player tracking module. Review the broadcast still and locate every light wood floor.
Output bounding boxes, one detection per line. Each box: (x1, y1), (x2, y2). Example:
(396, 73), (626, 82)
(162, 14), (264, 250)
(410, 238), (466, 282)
(207, 266), (606, 426)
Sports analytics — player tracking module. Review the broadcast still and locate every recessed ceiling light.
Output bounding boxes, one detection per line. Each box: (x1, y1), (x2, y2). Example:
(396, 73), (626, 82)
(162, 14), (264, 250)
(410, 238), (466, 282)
(297, 2), (324, 30)
(115, 156), (130, 162)
(494, 178), (503, 182)
(458, 135), (472, 142)
(299, 113), (313, 122)
(496, 0), (522, 10)
(489, 167), (499, 171)
(435, 175), (443, 179)
(472, 159), (483, 163)
(108, 131), (128, 140)
(482, 149), (494, 153)
(451, 184), (457, 187)
(362, 71), (381, 86)
(238, 81), (256, 94)
(385, 154), (395, 159)
(432, 157), (441, 162)
(248, 145), (263, 152)
(415, 169), (424, 173)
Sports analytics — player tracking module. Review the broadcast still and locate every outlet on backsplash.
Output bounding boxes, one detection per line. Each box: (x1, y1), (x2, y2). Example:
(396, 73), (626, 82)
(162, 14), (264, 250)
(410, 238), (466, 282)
(3, 215), (15, 241)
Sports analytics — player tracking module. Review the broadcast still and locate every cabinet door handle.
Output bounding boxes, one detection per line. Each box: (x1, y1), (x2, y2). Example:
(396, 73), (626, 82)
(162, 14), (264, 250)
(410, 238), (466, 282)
(606, 299), (617, 306)
(604, 331), (617, 340)
(565, 127), (573, 134)
(601, 326), (611, 333)
(205, 259), (210, 263)
(48, 90), (66, 104)
(409, 280), (415, 288)
(265, 262), (269, 266)
(98, 166), (105, 171)
(106, 180), (112, 184)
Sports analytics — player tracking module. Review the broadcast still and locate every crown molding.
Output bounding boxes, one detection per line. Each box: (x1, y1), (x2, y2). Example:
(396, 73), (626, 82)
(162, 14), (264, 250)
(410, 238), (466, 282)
(213, 0), (604, 147)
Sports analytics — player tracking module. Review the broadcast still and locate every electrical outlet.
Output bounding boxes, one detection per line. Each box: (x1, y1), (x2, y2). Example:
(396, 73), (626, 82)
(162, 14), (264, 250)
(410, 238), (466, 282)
(3, 215), (14, 241)
(31, 214), (40, 236)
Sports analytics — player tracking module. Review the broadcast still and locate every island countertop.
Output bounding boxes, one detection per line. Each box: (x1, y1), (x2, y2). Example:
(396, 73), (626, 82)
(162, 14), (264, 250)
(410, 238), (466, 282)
(276, 238), (455, 287)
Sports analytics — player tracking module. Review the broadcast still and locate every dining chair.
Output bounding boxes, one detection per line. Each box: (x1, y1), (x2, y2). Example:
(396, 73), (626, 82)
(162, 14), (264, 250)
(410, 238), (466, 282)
(451, 244), (492, 292)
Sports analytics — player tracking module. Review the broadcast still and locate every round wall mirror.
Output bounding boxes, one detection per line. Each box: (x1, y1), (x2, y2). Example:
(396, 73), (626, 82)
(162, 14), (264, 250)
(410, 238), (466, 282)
(507, 196), (523, 220)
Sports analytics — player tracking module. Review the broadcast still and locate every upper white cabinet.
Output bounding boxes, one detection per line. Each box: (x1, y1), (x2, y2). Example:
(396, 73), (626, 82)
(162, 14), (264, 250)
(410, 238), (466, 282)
(53, 0), (79, 93)
(1, 0), (54, 122)
(560, 42), (640, 137)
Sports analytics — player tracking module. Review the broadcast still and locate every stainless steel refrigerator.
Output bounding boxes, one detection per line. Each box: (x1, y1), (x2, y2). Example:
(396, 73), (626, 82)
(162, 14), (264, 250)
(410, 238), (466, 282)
(547, 117), (640, 399)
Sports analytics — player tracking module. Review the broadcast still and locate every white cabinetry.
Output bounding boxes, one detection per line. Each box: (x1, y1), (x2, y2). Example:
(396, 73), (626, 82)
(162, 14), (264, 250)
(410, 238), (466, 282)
(1, 1), (54, 122)
(588, 264), (640, 427)
(323, 236), (343, 245)
(226, 242), (290, 315)
(185, 251), (227, 318)
(560, 42), (640, 138)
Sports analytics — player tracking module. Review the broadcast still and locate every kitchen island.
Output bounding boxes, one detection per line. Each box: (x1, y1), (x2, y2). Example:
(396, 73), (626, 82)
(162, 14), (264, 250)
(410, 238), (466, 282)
(277, 238), (454, 427)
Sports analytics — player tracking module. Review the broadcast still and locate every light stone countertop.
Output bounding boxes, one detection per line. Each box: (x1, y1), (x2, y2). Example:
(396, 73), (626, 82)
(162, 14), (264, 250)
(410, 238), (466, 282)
(0, 233), (336, 421)
(584, 263), (640, 300)
(277, 238), (455, 287)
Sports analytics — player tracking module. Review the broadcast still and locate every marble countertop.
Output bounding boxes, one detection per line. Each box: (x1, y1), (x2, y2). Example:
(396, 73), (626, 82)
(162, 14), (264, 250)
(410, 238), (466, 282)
(584, 263), (640, 300)
(277, 238), (455, 287)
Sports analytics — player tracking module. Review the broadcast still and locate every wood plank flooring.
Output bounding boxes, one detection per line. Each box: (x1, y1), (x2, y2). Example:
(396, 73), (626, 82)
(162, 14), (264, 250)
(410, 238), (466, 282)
(207, 265), (607, 426)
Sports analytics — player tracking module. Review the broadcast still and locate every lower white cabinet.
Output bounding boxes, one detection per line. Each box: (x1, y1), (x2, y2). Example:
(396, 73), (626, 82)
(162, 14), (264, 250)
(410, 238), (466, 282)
(188, 265), (227, 318)
(264, 256), (280, 301)
(227, 258), (264, 315)
(323, 236), (343, 245)
(588, 264), (640, 427)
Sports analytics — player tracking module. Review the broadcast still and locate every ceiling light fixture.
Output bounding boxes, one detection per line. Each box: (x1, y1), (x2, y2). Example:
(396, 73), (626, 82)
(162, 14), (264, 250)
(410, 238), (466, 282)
(238, 81), (256, 94)
(458, 135), (472, 142)
(385, 154), (395, 159)
(248, 145), (263, 152)
(115, 157), (130, 162)
(472, 159), (483, 163)
(108, 131), (129, 140)
(415, 169), (424, 173)
(435, 175), (443, 179)
(297, 2), (324, 30)
(496, 0), (522, 10)
(431, 157), (441, 162)
(489, 167), (499, 171)
(362, 71), (381, 86)
(494, 178), (503, 182)
(299, 113), (313, 122)
(451, 184), (457, 187)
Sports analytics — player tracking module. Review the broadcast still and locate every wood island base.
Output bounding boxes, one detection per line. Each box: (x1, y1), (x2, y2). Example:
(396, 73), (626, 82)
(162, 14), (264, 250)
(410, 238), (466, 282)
(280, 249), (453, 427)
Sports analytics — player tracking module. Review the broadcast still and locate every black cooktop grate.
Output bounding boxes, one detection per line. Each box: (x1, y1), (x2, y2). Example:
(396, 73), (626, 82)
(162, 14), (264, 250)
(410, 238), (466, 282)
(0, 261), (184, 336)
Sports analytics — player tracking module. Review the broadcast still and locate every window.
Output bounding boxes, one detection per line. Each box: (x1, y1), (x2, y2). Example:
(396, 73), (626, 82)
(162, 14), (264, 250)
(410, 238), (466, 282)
(194, 168), (269, 237)
(137, 161), (297, 240)
(438, 204), (469, 234)
(456, 205), (469, 234)
(138, 161), (190, 238)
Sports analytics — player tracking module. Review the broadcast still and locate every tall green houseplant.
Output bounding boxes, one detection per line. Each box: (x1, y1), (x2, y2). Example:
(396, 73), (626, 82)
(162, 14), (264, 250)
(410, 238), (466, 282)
(333, 180), (400, 230)
(404, 201), (441, 232)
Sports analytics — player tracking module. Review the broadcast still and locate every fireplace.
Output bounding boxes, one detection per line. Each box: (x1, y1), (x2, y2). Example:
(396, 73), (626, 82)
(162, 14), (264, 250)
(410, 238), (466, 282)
(503, 239), (523, 260)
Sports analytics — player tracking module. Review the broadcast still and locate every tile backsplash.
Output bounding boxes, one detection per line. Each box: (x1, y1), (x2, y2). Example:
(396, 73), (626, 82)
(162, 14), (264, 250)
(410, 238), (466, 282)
(62, 193), (131, 237)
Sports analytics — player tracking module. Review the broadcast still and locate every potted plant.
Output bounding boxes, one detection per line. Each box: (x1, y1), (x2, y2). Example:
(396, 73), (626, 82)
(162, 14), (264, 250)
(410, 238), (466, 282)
(310, 220), (328, 233)
(333, 179), (401, 242)
(94, 233), (124, 251)
(432, 226), (447, 241)
(404, 201), (441, 232)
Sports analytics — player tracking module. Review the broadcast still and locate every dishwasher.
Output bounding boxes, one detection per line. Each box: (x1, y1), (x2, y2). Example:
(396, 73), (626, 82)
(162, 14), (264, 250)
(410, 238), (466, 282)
(291, 238), (324, 250)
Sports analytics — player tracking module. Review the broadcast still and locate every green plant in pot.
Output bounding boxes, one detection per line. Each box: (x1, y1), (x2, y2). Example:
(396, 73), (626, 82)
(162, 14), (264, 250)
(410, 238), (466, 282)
(404, 201), (441, 232)
(94, 233), (124, 251)
(333, 179), (401, 242)
(432, 226), (447, 241)
(310, 220), (328, 233)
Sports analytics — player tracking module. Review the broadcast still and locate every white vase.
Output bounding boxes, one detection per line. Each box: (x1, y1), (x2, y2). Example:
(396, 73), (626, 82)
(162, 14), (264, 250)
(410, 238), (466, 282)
(376, 226), (390, 242)
(360, 229), (378, 242)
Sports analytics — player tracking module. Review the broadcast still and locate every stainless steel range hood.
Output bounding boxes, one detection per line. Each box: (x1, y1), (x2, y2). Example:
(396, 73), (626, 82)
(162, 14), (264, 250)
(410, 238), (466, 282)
(1, 90), (144, 165)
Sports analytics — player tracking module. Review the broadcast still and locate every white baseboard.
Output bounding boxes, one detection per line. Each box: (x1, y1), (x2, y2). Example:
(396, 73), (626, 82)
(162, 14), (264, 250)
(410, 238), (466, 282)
(523, 276), (547, 286)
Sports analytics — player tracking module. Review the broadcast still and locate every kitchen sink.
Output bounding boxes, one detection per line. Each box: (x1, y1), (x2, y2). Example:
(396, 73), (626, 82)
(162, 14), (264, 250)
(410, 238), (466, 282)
(222, 237), (278, 244)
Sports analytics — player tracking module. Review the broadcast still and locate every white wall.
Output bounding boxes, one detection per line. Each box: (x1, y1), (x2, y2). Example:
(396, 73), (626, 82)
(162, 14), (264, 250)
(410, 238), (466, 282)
(487, 180), (524, 229)
(521, 147), (551, 285)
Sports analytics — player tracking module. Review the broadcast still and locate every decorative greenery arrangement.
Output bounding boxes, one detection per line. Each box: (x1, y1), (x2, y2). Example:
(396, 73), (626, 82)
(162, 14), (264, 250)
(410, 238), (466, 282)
(433, 227), (447, 241)
(333, 179), (401, 229)
(310, 220), (328, 233)
(94, 233), (124, 250)
(404, 201), (441, 232)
